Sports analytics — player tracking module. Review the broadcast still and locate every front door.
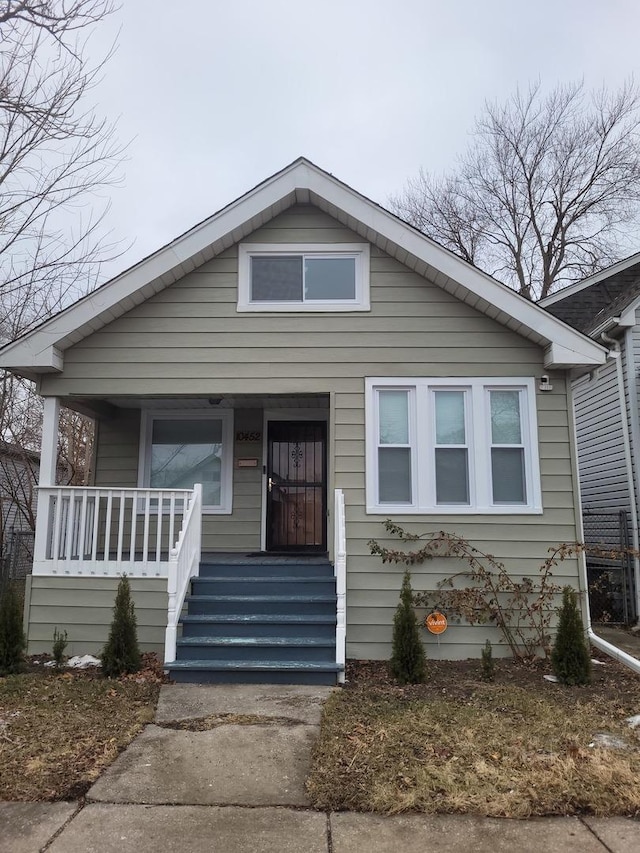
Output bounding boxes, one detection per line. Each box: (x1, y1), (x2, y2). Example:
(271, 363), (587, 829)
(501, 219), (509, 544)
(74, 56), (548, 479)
(266, 421), (327, 552)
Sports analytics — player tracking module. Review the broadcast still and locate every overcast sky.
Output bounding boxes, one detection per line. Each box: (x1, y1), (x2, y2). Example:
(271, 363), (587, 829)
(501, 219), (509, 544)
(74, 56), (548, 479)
(88, 0), (640, 278)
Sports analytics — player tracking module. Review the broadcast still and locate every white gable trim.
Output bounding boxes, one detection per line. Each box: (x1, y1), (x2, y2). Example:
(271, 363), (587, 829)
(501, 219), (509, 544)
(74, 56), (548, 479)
(0, 158), (607, 376)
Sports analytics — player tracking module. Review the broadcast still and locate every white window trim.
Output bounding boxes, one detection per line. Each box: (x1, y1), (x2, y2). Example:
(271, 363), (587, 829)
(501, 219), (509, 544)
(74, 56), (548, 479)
(365, 377), (542, 515)
(138, 409), (234, 514)
(237, 242), (370, 312)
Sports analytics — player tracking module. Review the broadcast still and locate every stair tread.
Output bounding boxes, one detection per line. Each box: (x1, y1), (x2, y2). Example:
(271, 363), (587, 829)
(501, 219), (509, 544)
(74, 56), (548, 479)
(177, 636), (334, 646)
(181, 613), (335, 623)
(195, 576), (334, 582)
(168, 659), (342, 671)
(186, 594), (336, 602)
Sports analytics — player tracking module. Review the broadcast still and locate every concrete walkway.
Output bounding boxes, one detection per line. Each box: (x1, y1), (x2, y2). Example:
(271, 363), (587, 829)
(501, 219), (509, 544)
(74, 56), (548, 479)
(1, 682), (640, 852)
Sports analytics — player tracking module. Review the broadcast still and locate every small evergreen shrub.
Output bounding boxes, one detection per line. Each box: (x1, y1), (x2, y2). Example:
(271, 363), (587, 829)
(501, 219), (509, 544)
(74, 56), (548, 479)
(52, 627), (68, 667)
(551, 586), (591, 686)
(390, 569), (426, 684)
(101, 575), (141, 678)
(0, 582), (26, 676)
(481, 639), (495, 681)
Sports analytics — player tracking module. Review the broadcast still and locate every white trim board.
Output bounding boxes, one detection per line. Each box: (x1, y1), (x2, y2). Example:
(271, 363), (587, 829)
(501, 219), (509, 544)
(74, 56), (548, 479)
(0, 158), (607, 376)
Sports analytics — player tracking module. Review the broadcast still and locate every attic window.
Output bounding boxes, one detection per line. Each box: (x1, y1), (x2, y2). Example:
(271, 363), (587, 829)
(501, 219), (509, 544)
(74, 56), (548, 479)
(238, 243), (370, 311)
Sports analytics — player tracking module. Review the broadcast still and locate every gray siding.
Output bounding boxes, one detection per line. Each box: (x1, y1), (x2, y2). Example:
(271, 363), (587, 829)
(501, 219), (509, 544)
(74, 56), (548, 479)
(39, 203), (583, 660)
(573, 358), (630, 514)
(24, 575), (168, 656)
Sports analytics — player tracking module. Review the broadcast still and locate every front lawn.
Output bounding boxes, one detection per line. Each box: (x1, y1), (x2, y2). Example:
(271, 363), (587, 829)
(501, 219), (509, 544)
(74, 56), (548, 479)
(307, 657), (640, 818)
(0, 662), (161, 801)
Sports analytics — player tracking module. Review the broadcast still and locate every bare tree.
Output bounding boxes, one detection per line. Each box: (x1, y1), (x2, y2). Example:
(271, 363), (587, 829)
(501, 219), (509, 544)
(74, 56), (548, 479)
(0, 2), (120, 566)
(392, 80), (640, 301)
(0, 0), (123, 334)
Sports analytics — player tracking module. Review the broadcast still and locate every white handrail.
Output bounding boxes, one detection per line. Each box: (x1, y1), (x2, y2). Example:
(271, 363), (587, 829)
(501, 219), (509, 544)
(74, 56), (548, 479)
(164, 484), (203, 664)
(334, 488), (347, 683)
(33, 485), (194, 577)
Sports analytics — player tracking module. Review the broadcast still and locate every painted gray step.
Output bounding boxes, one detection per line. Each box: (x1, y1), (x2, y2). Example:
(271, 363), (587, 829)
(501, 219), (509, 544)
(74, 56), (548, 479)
(176, 636), (335, 663)
(185, 594), (336, 616)
(198, 562), (333, 579)
(191, 577), (336, 597)
(167, 659), (341, 685)
(180, 614), (336, 640)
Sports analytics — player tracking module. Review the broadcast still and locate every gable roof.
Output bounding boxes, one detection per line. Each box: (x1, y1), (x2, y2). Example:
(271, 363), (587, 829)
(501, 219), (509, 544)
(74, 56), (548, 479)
(539, 253), (640, 335)
(0, 157), (607, 379)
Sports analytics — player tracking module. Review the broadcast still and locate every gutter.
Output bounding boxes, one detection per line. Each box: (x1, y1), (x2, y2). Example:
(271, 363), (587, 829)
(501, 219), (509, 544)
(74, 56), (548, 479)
(599, 330), (640, 622)
(569, 368), (640, 676)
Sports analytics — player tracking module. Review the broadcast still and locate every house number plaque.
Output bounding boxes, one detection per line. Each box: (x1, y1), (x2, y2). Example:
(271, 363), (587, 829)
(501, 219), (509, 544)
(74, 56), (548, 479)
(236, 431), (261, 442)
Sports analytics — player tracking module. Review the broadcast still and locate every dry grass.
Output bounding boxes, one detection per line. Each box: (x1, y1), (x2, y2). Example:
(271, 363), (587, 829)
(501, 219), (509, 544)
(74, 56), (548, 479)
(0, 670), (160, 801)
(307, 659), (640, 818)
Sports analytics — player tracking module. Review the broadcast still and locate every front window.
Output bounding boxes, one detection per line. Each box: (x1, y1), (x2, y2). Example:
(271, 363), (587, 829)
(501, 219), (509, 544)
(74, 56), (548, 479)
(238, 243), (369, 311)
(365, 378), (541, 514)
(141, 411), (233, 513)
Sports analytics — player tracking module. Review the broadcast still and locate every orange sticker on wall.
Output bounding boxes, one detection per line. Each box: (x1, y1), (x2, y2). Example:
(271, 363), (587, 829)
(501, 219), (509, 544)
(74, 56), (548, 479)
(425, 611), (448, 634)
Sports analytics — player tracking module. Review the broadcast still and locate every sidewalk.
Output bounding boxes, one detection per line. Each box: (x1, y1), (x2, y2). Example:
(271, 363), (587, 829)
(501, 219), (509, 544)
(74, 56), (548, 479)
(1, 682), (640, 852)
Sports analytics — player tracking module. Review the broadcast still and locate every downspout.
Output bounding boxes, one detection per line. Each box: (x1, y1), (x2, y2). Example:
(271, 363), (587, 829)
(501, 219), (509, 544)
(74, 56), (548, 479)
(569, 379), (640, 675)
(600, 330), (640, 622)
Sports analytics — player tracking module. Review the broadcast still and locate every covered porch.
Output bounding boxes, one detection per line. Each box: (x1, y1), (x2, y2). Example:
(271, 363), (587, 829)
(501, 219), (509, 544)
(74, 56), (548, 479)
(31, 393), (346, 680)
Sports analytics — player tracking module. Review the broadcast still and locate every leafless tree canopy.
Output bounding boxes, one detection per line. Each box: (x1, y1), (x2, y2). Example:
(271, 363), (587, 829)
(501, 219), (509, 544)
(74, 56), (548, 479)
(392, 81), (640, 301)
(0, 2), (117, 562)
(0, 0), (122, 339)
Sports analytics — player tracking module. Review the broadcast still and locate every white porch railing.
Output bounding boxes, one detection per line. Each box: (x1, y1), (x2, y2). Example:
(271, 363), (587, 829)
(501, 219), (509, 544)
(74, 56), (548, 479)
(165, 483), (202, 664)
(33, 485), (197, 577)
(334, 488), (347, 684)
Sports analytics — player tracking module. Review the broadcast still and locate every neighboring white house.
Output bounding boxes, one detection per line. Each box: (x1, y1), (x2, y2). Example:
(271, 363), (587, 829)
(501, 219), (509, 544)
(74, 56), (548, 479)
(541, 253), (640, 623)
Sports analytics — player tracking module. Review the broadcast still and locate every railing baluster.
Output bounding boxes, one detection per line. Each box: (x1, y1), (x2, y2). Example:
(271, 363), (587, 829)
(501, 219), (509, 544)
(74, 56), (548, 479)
(79, 491), (88, 559)
(142, 491), (151, 563)
(65, 490), (76, 562)
(51, 489), (63, 561)
(104, 491), (113, 564)
(168, 492), (176, 555)
(130, 491), (137, 563)
(156, 491), (163, 564)
(117, 491), (125, 562)
(91, 492), (100, 562)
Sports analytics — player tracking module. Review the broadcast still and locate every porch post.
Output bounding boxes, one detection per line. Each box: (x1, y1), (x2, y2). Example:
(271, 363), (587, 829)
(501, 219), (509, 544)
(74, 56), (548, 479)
(39, 397), (60, 486)
(33, 397), (60, 565)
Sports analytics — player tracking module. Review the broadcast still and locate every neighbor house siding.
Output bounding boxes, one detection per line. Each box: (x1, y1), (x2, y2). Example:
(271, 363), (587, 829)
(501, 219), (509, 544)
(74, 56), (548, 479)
(39, 204), (583, 659)
(572, 358), (630, 514)
(24, 575), (168, 656)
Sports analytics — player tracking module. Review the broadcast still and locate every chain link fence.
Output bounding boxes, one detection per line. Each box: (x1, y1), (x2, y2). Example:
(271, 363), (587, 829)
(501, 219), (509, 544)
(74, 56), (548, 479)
(583, 509), (636, 624)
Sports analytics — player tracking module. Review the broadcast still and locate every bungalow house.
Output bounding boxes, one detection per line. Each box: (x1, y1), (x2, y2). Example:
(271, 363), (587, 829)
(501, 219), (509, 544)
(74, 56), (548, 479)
(0, 158), (607, 683)
(540, 254), (640, 623)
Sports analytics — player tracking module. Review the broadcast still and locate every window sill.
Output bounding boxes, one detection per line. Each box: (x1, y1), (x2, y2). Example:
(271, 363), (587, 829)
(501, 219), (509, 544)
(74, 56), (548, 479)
(366, 504), (543, 515)
(237, 301), (370, 313)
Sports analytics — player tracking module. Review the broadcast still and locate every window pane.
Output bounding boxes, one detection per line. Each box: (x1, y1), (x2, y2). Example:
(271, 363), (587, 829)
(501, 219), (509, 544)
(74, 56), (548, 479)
(378, 447), (411, 502)
(251, 256), (302, 301)
(151, 419), (223, 506)
(435, 448), (469, 503)
(490, 390), (522, 444)
(435, 390), (465, 444)
(379, 390), (409, 444)
(491, 447), (526, 503)
(305, 257), (356, 300)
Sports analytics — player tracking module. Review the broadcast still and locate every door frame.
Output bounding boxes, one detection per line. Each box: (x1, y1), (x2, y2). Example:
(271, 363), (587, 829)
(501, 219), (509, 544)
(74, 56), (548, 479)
(261, 408), (329, 552)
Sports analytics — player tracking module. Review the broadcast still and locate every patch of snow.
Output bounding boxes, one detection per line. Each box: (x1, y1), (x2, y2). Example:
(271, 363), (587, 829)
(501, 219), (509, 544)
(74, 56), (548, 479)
(590, 732), (630, 749)
(543, 675), (559, 682)
(625, 714), (640, 729)
(67, 654), (101, 669)
(591, 658), (607, 666)
(43, 660), (57, 668)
